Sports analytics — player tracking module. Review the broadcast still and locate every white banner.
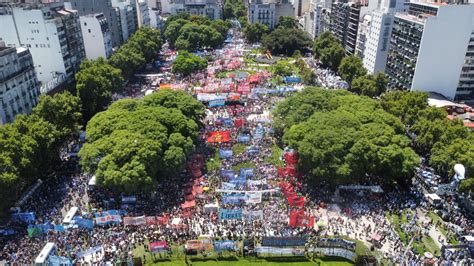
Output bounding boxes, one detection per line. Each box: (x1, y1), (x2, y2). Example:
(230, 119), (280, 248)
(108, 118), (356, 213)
(215, 189), (279, 193)
(309, 247), (355, 260)
(245, 192), (261, 204)
(242, 210), (263, 221)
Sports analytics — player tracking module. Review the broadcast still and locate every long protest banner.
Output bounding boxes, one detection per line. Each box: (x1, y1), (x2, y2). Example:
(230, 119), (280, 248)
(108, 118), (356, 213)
(255, 247), (305, 256)
(219, 209), (242, 220)
(244, 192), (261, 204)
(150, 241), (169, 253)
(11, 212), (36, 223)
(123, 216), (146, 226)
(214, 241), (238, 251)
(95, 215), (122, 225)
(262, 236), (308, 247)
(186, 239), (213, 251)
(222, 194), (246, 205)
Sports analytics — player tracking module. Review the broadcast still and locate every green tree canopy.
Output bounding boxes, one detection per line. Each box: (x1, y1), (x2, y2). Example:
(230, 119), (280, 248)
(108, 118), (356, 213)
(79, 90), (205, 194)
(351, 73), (387, 97)
(338, 56), (367, 86)
(277, 16), (297, 29)
(243, 23), (269, 43)
(76, 58), (124, 121)
(262, 27), (312, 56)
(172, 50), (207, 77)
(274, 87), (418, 185)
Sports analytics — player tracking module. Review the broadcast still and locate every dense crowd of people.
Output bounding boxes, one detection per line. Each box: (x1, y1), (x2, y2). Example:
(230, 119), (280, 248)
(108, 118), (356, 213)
(1, 25), (473, 266)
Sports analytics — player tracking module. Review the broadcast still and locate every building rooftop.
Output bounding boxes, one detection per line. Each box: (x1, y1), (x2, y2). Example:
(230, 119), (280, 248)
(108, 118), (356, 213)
(395, 12), (433, 24)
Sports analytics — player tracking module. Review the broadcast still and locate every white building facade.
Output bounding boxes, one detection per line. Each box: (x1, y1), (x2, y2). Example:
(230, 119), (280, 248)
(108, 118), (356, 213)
(360, 0), (407, 74)
(0, 46), (40, 124)
(386, 3), (474, 102)
(80, 14), (113, 60)
(0, 3), (85, 93)
(248, 0), (294, 30)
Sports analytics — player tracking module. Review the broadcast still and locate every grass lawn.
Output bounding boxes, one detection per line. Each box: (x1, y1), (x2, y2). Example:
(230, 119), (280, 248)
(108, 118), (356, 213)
(232, 161), (257, 172)
(206, 148), (221, 172)
(427, 212), (458, 245)
(134, 243), (353, 266)
(263, 143), (284, 167)
(232, 143), (247, 156)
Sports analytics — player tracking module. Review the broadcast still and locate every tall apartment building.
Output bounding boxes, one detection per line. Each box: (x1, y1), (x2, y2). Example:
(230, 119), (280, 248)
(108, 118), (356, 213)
(359, 0), (407, 73)
(385, 3), (474, 103)
(65, 0), (123, 48)
(330, 2), (367, 55)
(80, 14), (113, 60)
(0, 2), (85, 94)
(302, 0), (331, 39)
(0, 45), (40, 124)
(167, 0), (222, 20)
(248, 0), (294, 30)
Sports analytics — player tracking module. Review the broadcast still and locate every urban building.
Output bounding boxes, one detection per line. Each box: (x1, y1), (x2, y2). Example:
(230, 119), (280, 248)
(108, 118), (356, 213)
(111, 0), (138, 42)
(330, 2), (369, 55)
(302, 0), (331, 39)
(359, 0), (408, 73)
(149, 8), (162, 29)
(248, 0), (294, 30)
(65, 0), (123, 48)
(293, 0), (311, 17)
(0, 45), (40, 124)
(80, 14), (113, 60)
(167, 0), (222, 20)
(385, 3), (474, 103)
(137, 0), (150, 27)
(0, 2), (85, 94)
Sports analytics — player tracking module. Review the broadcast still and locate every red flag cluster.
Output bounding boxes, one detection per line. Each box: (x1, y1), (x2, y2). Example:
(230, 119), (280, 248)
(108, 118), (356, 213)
(279, 182), (305, 208)
(234, 118), (245, 128)
(278, 150), (302, 178)
(207, 131), (232, 143)
(289, 210), (314, 228)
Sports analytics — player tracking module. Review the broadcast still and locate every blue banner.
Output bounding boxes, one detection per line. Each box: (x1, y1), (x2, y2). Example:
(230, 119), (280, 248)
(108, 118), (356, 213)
(74, 216), (94, 230)
(54, 225), (66, 232)
(95, 210), (120, 217)
(11, 212), (35, 223)
(219, 149), (233, 159)
(219, 209), (242, 220)
(121, 196), (137, 204)
(221, 170), (235, 179)
(246, 146), (260, 154)
(240, 168), (254, 178)
(237, 135), (250, 143)
(209, 99), (226, 107)
(283, 76), (301, 83)
(76, 246), (102, 259)
(221, 182), (236, 190)
(214, 241), (237, 251)
(262, 236), (308, 247)
(0, 229), (16, 236)
(222, 194), (246, 205)
(49, 255), (72, 265)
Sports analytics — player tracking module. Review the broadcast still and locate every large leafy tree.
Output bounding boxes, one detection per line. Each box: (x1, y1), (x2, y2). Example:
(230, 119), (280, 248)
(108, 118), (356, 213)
(163, 14), (229, 51)
(275, 87), (419, 185)
(76, 58), (124, 121)
(243, 23), (269, 43)
(262, 27), (312, 56)
(338, 56), (367, 86)
(172, 50), (207, 77)
(32, 91), (82, 140)
(79, 90), (205, 194)
(380, 91), (429, 126)
(313, 32), (345, 71)
(277, 16), (297, 29)
(351, 73), (387, 97)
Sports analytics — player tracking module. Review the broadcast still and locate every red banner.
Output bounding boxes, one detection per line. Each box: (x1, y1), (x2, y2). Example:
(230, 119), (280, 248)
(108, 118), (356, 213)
(207, 131), (232, 143)
(181, 200), (196, 209)
(123, 216), (146, 226)
(150, 241), (169, 252)
(288, 196), (305, 208)
(289, 210), (314, 228)
(234, 118), (244, 128)
(156, 215), (170, 225)
(146, 216), (156, 225)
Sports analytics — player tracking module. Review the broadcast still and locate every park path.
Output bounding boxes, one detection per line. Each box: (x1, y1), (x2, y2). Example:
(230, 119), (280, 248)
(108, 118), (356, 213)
(416, 208), (447, 248)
